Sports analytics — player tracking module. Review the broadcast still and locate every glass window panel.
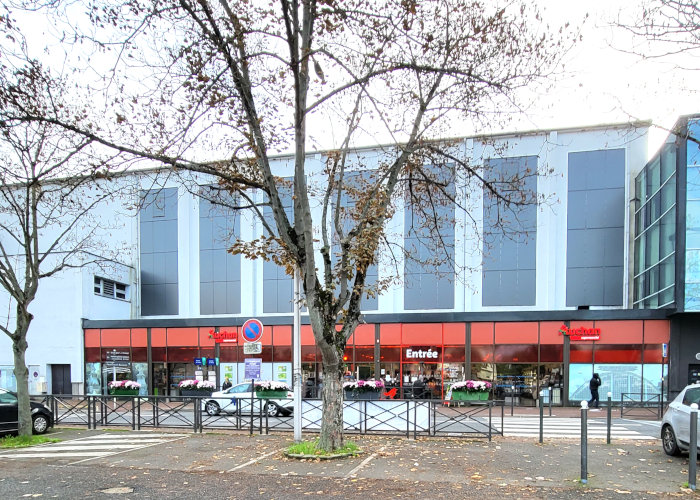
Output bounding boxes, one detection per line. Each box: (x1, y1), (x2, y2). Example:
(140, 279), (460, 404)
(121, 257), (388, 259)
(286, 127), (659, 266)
(688, 166), (700, 200)
(590, 364), (644, 401)
(569, 363), (594, 401)
(132, 347), (147, 363)
(354, 347), (374, 362)
(635, 172), (645, 205)
(219, 346), (237, 363)
(570, 344), (593, 363)
(494, 344), (538, 363)
(272, 346), (291, 362)
(643, 364), (665, 397)
(661, 175), (676, 213)
(85, 347), (101, 363)
(688, 120), (700, 166)
(166, 347), (200, 363)
(379, 346), (401, 362)
(85, 363), (101, 395)
(643, 344), (663, 364)
(593, 344), (643, 363)
(540, 344), (563, 362)
(647, 158), (661, 196)
(645, 224), (660, 267)
(301, 346), (317, 362)
(471, 345), (494, 363)
(443, 346), (466, 363)
(660, 143), (677, 182)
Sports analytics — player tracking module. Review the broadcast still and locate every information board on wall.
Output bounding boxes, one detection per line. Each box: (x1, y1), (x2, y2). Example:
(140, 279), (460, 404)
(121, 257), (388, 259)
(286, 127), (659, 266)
(244, 358), (262, 380)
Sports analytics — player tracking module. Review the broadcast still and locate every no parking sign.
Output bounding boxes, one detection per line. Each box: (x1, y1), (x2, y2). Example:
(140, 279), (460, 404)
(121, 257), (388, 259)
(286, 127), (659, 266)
(241, 318), (264, 343)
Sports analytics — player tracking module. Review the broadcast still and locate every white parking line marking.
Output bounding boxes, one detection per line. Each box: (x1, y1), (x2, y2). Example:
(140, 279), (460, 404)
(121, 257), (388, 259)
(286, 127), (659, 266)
(346, 446), (385, 478)
(226, 449), (283, 472)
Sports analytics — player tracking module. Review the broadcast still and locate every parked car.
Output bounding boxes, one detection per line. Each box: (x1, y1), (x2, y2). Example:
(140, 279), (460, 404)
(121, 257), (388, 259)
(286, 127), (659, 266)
(661, 383), (700, 456)
(0, 388), (54, 435)
(202, 382), (293, 417)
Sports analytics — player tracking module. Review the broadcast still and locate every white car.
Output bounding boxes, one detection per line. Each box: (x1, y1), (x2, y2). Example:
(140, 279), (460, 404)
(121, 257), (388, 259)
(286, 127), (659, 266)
(202, 382), (293, 417)
(661, 383), (700, 456)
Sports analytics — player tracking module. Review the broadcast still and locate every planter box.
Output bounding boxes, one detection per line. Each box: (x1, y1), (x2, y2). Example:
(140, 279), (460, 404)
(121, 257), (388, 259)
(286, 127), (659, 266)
(344, 390), (380, 400)
(256, 390), (287, 399)
(109, 389), (139, 396)
(180, 390), (212, 397)
(479, 392), (489, 400)
(451, 391), (479, 401)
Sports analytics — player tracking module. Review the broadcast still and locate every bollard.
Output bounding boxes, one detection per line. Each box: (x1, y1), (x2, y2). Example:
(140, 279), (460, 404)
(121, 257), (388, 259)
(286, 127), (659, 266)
(511, 385), (515, 416)
(581, 400), (589, 484)
(539, 390), (544, 444)
(606, 392), (612, 444)
(690, 403), (698, 492)
(548, 386), (552, 417)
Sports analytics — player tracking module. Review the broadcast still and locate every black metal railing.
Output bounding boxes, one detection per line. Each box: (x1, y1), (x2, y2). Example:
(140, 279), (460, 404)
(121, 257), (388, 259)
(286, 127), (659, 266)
(620, 392), (662, 420)
(37, 393), (502, 439)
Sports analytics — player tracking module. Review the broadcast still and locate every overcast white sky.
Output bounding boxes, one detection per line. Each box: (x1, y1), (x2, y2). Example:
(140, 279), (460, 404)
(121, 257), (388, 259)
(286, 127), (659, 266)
(521, 0), (698, 156)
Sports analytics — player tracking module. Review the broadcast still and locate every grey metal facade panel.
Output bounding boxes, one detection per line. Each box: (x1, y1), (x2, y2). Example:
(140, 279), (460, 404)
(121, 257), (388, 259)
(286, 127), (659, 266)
(566, 149), (625, 307)
(140, 187), (179, 316)
(482, 156), (537, 306)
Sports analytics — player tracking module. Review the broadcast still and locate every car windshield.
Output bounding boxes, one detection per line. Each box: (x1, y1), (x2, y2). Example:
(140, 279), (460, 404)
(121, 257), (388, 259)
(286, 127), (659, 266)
(0, 389), (17, 404)
(683, 387), (700, 406)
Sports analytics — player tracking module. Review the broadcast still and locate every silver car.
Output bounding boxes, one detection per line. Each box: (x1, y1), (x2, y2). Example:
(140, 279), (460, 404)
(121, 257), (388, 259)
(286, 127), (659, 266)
(661, 383), (700, 456)
(202, 382), (293, 417)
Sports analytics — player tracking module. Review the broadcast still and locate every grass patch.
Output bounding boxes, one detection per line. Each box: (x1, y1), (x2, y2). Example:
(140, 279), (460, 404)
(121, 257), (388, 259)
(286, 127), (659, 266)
(286, 439), (360, 456)
(0, 435), (60, 449)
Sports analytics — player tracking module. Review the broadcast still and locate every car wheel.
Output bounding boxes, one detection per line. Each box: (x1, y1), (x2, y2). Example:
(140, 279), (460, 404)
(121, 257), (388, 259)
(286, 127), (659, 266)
(205, 401), (220, 416)
(265, 401), (280, 417)
(662, 424), (681, 456)
(32, 414), (49, 435)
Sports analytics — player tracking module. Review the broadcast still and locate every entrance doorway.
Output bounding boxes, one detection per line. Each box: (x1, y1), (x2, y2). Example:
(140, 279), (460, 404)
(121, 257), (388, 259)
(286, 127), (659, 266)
(51, 364), (71, 395)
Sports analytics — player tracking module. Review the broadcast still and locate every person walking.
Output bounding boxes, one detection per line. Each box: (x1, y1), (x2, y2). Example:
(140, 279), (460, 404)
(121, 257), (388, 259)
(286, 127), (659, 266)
(588, 373), (602, 409)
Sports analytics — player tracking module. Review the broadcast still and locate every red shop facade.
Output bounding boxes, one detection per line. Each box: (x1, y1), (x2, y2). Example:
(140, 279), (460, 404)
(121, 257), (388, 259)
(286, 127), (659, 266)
(83, 310), (671, 406)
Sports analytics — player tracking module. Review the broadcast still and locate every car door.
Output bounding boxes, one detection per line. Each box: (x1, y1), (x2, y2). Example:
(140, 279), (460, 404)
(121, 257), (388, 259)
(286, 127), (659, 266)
(216, 383), (252, 414)
(672, 387), (700, 446)
(0, 389), (19, 432)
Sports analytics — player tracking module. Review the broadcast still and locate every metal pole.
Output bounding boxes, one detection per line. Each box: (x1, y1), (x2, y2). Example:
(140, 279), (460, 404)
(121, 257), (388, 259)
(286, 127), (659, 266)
(606, 392), (612, 444)
(581, 400), (589, 484)
(250, 379), (255, 435)
(548, 386), (552, 417)
(690, 403), (698, 492)
(539, 390), (544, 444)
(511, 385), (515, 416)
(293, 268), (302, 443)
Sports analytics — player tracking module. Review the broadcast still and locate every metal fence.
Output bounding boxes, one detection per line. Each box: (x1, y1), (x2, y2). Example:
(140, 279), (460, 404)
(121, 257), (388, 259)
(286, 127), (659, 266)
(620, 392), (663, 420)
(33, 394), (503, 440)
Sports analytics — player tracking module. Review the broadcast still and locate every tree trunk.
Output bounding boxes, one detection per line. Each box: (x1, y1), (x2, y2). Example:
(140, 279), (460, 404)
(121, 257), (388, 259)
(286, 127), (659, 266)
(318, 365), (344, 451)
(13, 315), (31, 436)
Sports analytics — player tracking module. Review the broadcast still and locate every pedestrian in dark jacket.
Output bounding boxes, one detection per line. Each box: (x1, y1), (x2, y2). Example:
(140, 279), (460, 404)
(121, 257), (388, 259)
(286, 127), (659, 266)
(222, 377), (232, 390)
(588, 373), (602, 409)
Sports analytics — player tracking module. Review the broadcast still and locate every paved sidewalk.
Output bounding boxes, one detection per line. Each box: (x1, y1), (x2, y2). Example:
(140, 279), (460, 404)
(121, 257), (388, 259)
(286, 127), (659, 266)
(0, 425), (693, 498)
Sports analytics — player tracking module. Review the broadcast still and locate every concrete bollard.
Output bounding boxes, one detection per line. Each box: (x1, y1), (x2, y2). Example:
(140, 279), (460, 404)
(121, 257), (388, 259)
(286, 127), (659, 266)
(581, 400), (589, 484)
(691, 403), (698, 492)
(606, 392), (612, 444)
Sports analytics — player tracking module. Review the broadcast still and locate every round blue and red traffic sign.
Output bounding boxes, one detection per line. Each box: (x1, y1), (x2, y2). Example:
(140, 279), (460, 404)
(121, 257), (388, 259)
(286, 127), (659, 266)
(241, 318), (264, 343)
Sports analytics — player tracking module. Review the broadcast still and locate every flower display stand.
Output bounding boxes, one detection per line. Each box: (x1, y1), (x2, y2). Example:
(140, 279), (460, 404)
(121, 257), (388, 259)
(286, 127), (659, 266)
(109, 389), (139, 396)
(180, 390), (212, 397)
(256, 391), (287, 399)
(345, 391), (380, 400)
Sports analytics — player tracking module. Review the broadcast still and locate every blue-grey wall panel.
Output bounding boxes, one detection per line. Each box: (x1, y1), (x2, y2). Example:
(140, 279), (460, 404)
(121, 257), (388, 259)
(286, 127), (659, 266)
(199, 193), (241, 315)
(263, 181), (294, 313)
(140, 188), (178, 316)
(482, 156), (537, 306)
(566, 149), (625, 306)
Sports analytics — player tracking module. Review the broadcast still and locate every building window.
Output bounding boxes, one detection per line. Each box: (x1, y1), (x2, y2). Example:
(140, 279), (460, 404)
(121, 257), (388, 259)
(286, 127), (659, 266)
(94, 277), (128, 300)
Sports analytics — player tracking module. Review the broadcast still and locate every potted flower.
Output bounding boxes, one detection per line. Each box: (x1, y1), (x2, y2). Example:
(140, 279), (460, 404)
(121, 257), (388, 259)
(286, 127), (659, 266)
(254, 381), (291, 399)
(450, 380), (492, 401)
(108, 380), (141, 396)
(178, 379), (215, 397)
(343, 379), (385, 400)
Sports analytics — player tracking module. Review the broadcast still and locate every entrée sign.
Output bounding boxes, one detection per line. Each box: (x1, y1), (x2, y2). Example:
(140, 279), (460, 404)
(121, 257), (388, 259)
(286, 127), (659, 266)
(558, 325), (601, 341)
(405, 348), (440, 359)
(209, 329), (238, 343)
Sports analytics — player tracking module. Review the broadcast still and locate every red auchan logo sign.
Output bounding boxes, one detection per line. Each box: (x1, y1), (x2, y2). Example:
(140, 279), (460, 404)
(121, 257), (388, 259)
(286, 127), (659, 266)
(209, 329), (238, 343)
(558, 325), (600, 341)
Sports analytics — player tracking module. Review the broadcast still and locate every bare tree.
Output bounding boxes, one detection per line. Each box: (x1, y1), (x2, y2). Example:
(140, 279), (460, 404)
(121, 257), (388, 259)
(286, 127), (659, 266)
(616, 0), (700, 63)
(0, 56), (125, 435)
(9, 0), (569, 450)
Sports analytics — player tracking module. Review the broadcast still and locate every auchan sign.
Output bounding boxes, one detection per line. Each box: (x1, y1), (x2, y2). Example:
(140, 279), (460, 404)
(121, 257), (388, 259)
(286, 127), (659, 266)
(558, 325), (600, 341)
(209, 329), (238, 343)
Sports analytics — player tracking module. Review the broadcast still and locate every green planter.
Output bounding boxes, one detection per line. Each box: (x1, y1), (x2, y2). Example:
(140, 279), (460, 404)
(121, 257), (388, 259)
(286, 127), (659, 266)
(256, 390), (287, 399)
(479, 392), (489, 400)
(452, 391), (484, 401)
(109, 389), (139, 396)
(180, 389), (212, 397)
(344, 390), (380, 400)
